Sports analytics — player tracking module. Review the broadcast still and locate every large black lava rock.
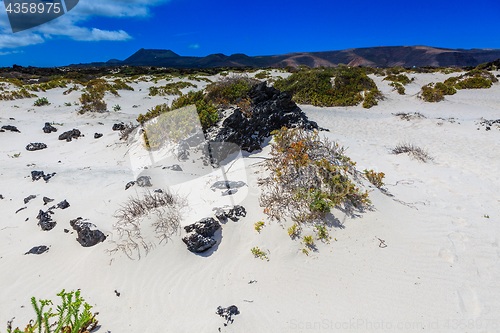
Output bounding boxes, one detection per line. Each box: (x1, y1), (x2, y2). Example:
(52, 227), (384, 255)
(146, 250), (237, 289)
(37, 209), (56, 231)
(216, 305), (240, 326)
(202, 81), (319, 164)
(42, 122), (57, 133)
(26, 143), (47, 151)
(70, 217), (106, 247)
(182, 217), (221, 253)
(58, 129), (81, 142)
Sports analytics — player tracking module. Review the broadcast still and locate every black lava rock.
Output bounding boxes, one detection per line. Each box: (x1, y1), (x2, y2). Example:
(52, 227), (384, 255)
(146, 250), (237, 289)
(26, 143), (47, 151)
(211, 181), (246, 191)
(182, 217), (221, 253)
(162, 164), (183, 171)
(58, 129), (81, 142)
(125, 181), (135, 190)
(43, 197), (54, 205)
(70, 217), (106, 247)
(2, 125), (20, 133)
(15, 207), (27, 214)
(24, 195), (37, 204)
(42, 122), (57, 133)
(203, 81), (319, 164)
(37, 210), (56, 231)
(136, 176), (152, 187)
(216, 305), (239, 325)
(215, 205), (246, 222)
(56, 200), (70, 209)
(31, 171), (56, 182)
(94, 133), (103, 139)
(25, 245), (49, 255)
(0, 194), (4, 199)
(112, 123), (125, 131)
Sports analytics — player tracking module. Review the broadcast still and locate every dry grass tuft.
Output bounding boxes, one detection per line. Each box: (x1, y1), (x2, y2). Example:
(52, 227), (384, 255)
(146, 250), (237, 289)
(391, 143), (433, 162)
(110, 190), (187, 258)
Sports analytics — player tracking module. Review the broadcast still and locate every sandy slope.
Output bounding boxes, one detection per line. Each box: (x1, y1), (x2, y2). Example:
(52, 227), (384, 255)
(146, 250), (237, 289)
(1, 71), (499, 332)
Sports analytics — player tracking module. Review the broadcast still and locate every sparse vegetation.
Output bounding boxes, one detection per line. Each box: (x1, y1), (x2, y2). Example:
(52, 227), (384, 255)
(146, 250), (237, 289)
(274, 67), (382, 108)
(287, 223), (300, 238)
(394, 112), (426, 121)
(254, 221), (265, 232)
(391, 143), (433, 163)
(315, 225), (331, 242)
(113, 104), (122, 111)
(251, 247), (269, 261)
(34, 97), (50, 106)
(0, 89), (37, 100)
(259, 128), (370, 237)
(6, 289), (98, 333)
(303, 235), (314, 248)
(111, 190), (187, 258)
(364, 169), (385, 187)
(389, 82), (405, 95)
(64, 102), (72, 106)
(383, 74), (413, 85)
(148, 81), (197, 96)
(205, 74), (259, 106)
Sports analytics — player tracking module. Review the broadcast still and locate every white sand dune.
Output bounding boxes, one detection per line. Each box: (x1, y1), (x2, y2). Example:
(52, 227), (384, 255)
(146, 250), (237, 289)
(1, 72), (499, 332)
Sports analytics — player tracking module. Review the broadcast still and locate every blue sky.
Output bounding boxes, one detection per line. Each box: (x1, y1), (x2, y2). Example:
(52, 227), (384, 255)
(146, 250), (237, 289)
(0, 0), (499, 67)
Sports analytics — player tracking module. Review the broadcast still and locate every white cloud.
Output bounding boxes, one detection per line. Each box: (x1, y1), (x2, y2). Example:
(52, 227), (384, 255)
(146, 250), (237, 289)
(0, 0), (170, 49)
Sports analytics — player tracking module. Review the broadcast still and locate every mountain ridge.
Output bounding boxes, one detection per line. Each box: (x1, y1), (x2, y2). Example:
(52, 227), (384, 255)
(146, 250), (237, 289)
(70, 46), (500, 68)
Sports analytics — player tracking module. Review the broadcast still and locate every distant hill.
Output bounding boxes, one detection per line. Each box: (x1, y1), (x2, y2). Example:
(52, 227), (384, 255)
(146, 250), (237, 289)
(70, 46), (500, 68)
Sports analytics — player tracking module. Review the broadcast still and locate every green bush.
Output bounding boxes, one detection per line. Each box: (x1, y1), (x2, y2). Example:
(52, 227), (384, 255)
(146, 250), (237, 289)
(274, 67), (380, 107)
(364, 169), (385, 187)
(389, 82), (405, 95)
(7, 289), (98, 333)
(383, 74), (412, 85)
(34, 97), (50, 106)
(455, 77), (492, 89)
(435, 82), (456, 95)
(362, 89), (382, 108)
(205, 75), (258, 106)
(148, 81), (197, 96)
(420, 84), (444, 102)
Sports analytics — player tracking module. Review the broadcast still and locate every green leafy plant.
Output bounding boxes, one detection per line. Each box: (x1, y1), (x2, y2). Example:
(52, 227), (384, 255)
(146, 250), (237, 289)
(254, 221), (265, 232)
(205, 74), (258, 106)
(33, 97), (50, 106)
(364, 169), (385, 187)
(148, 81), (197, 96)
(287, 223), (300, 238)
(389, 82), (405, 95)
(113, 104), (122, 111)
(383, 74), (413, 85)
(6, 289), (98, 333)
(251, 247), (269, 261)
(63, 102), (72, 106)
(302, 248), (309, 255)
(315, 225), (331, 242)
(303, 235), (314, 248)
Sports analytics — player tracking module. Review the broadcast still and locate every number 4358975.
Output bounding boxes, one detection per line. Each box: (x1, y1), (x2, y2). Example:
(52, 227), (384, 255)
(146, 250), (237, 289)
(5, 2), (61, 14)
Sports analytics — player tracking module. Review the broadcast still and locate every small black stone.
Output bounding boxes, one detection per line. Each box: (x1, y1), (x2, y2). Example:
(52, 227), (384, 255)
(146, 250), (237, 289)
(42, 123), (57, 133)
(94, 133), (103, 139)
(25, 246), (49, 255)
(24, 195), (37, 204)
(26, 143), (47, 151)
(2, 125), (20, 133)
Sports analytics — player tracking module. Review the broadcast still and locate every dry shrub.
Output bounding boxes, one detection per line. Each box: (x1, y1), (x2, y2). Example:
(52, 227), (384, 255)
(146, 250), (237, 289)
(258, 128), (370, 226)
(391, 143), (433, 162)
(119, 122), (139, 141)
(205, 74), (259, 106)
(394, 112), (426, 121)
(110, 190), (187, 258)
